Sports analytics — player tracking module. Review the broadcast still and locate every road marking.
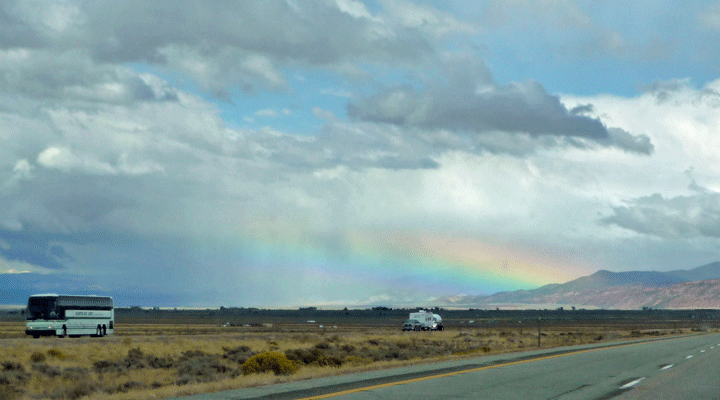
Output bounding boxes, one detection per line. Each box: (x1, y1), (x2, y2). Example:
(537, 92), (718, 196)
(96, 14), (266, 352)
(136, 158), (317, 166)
(701, 350), (706, 353)
(296, 342), (650, 400)
(620, 377), (645, 389)
(661, 364), (674, 370)
(686, 355), (694, 359)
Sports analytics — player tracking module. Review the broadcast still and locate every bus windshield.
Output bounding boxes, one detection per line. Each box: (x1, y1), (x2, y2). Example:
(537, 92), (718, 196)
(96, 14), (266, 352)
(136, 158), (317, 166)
(27, 297), (60, 320)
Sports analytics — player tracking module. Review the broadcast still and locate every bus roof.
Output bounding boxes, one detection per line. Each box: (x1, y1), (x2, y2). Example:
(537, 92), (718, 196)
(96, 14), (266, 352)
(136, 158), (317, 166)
(28, 294), (113, 308)
(29, 294), (113, 299)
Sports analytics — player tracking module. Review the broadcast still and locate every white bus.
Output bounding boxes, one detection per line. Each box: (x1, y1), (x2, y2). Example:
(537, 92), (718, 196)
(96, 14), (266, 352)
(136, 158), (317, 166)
(25, 294), (114, 338)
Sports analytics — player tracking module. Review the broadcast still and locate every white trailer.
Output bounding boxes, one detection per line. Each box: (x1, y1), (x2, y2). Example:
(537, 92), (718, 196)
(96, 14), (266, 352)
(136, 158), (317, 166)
(404, 310), (443, 331)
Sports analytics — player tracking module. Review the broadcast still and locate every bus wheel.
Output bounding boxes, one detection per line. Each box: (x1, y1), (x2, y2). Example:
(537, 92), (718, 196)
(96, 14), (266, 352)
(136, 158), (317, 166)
(32, 335), (39, 339)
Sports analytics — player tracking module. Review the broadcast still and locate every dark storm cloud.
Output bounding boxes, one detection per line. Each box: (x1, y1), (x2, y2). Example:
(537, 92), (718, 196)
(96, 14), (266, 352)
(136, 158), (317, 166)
(600, 128), (654, 155)
(0, 229), (74, 270)
(0, 1), (46, 49)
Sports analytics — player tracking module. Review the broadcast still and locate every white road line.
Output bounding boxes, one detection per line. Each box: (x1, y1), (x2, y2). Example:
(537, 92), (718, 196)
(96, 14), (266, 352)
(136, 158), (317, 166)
(620, 377), (646, 389)
(686, 355), (694, 359)
(701, 350), (706, 353)
(661, 364), (674, 370)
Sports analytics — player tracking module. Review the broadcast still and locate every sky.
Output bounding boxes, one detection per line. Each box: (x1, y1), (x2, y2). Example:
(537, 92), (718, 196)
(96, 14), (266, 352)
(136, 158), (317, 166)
(2, 0), (720, 307)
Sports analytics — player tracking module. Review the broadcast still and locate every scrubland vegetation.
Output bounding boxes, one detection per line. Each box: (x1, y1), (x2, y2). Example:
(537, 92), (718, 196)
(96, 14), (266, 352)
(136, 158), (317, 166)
(0, 319), (704, 400)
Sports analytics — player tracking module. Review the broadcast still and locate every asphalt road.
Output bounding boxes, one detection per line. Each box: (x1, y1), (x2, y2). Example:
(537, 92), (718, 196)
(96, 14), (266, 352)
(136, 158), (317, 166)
(173, 333), (720, 400)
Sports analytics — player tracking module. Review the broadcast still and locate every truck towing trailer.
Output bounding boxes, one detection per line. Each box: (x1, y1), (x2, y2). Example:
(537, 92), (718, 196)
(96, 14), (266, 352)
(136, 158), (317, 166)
(403, 310), (443, 331)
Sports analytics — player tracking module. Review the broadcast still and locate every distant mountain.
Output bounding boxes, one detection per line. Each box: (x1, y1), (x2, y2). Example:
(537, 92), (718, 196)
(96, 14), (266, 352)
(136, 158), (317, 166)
(436, 262), (720, 310)
(0, 273), (104, 305)
(668, 261), (720, 281)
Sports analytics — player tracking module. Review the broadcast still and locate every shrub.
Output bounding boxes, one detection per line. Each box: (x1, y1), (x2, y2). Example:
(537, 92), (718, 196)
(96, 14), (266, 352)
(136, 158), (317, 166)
(175, 350), (231, 384)
(0, 362), (29, 387)
(241, 351), (298, 375)
(32, 364), (61, 378)
(47, 348), (66, 359)
(223, 345), (255, 364)
(124, 348), (146, 369)
(1, 362), (23, 372)
(30, 351), (46, 363)
(176, 357), (229, 380)
(65, 380), (96, 400)
(345, 356), (371, 365)
(110, 381), (145, 393)
(94, 359), (122, 373)
(317, 356), (343, 367)
(62, 367), (89, 381)
(314, 342), (331, 350)
(0, 385), (21, 400)
(147, 355), (174, 369)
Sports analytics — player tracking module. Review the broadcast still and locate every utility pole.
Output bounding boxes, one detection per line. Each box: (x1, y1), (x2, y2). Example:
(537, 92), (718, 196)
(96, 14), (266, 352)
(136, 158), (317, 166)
(537, 317), (541, 347)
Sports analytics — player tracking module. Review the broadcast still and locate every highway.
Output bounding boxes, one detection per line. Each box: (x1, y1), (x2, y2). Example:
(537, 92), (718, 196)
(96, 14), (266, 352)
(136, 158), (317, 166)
(174, 333), (720, 400)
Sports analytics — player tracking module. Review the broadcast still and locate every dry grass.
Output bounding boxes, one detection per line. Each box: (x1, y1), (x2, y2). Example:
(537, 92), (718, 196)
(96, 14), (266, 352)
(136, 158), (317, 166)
(0, 323), (702, 400)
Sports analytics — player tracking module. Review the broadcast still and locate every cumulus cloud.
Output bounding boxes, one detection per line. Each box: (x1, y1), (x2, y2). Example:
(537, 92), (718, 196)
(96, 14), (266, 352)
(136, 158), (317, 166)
(0, 0), (440, 100)
(37, 147), (116, 175)
(0, 48), (176, 104)
(0, 0), (460, 111)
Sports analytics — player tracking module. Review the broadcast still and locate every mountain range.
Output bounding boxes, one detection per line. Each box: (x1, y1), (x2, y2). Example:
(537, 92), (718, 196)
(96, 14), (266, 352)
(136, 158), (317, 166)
(436, 261), (720, 309)
(3, 262), (720, 309)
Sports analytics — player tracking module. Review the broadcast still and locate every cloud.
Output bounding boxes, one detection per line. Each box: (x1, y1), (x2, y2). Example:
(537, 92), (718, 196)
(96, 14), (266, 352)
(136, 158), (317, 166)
(699, 2), (720, 30)
(0, 229), (74, 270)
(0, 0), (447, 104)
(481, 0), (592, 29)
(602, 188), (720, 239)
(0, 48), (175, 104)
(312, 107), (336, 120)
(38, 147), (116, 175)
(599, 128), (654, 155)
(255, 109), (279, 117)
(381, 0), (476, 38)
(1, 1), (719, 306)
(348, 55), (651, 154)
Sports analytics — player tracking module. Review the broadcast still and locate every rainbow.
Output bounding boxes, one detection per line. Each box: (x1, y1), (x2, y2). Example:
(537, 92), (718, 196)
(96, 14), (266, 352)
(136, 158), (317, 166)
(222, 226), (590, 298)
(345, 230), (587, 294)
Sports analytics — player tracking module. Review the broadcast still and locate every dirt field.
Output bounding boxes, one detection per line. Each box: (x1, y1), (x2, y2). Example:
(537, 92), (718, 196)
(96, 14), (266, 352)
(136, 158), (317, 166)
(0, 313), (712, 400)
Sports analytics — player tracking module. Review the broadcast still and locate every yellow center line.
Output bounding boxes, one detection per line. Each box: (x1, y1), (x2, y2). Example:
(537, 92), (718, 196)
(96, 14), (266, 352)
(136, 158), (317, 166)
(298, 341), (646, 400)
